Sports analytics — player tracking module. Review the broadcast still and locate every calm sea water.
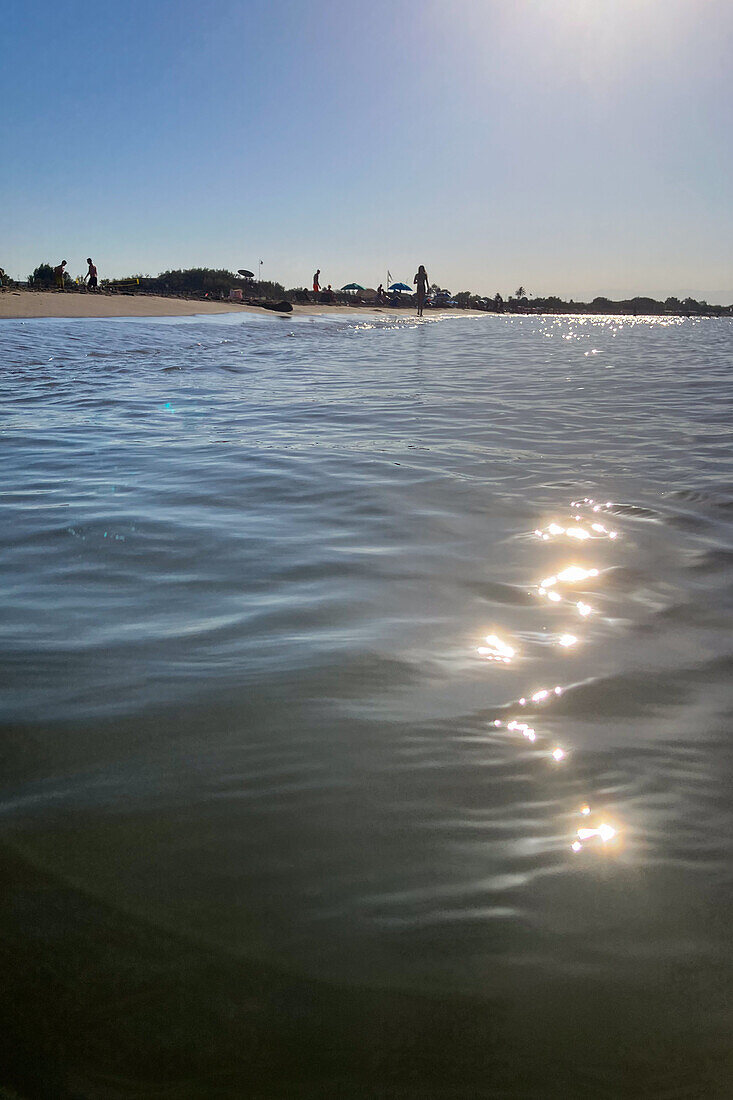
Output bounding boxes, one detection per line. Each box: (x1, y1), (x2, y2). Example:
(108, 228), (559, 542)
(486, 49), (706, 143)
(1, 311), (732, 1098)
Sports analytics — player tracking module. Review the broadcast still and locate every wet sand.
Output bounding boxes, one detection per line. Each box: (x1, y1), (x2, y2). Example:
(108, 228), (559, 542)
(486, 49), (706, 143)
(0, 290), (484, 321)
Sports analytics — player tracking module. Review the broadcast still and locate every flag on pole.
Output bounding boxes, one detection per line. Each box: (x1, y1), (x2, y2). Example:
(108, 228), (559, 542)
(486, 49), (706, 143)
(387, 270), (392, 284)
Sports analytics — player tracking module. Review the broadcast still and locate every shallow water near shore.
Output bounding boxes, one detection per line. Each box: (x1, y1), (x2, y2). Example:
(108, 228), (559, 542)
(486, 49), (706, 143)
(1, 311), (732, 1097)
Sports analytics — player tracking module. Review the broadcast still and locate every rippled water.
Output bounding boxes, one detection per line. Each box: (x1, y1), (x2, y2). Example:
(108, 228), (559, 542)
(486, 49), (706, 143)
(1, 312), (732, 1097)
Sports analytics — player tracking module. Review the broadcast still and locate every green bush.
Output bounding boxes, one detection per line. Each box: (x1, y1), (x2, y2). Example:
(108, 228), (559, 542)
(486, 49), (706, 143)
(28, 263), (55, 287)
(111, 269), (287, 300)
(28, 263), (73, 288)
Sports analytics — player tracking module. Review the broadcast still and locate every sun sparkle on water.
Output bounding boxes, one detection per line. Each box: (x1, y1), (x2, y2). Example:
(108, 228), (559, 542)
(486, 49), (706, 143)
(488, 497), (627, 862)
(477, 634), (516, 663)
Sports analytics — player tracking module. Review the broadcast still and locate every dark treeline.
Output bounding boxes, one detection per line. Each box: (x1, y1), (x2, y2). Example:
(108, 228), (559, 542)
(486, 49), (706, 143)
(135, 269), (287, 301)
(17, 265), (733, 316)
(22, 264), (287, 301)
(489, 292), (732, 317)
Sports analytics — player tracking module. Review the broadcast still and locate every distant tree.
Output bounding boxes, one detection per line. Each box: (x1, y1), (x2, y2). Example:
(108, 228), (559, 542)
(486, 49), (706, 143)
(28, 263), (73, 288)
(121, 268), (287, 300)
(155, 268), (239, 296)
(515, 286), (526, 299)
(28, 263), (55, 288)
(455, 291), (472, 308)
(253, 279), (287, 300)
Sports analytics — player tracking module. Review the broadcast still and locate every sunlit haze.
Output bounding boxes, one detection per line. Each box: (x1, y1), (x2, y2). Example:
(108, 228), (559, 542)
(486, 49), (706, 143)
(2, 0), (731, 299)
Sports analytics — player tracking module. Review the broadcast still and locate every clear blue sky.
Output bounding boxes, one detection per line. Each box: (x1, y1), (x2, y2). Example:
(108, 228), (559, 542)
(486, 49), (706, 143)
(2, 0), (731, 300)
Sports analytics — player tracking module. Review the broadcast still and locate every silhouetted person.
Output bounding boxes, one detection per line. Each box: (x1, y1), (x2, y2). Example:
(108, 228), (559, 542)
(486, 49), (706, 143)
(413, 265), (429, 316)
(54, 260), (67, 290)
(85, 257), (98, 290)
(312, 269), (320, 293)
(377, 283), (385, 304)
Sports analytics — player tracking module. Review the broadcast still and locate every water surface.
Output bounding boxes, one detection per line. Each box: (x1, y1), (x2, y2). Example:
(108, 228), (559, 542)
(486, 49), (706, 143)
(1, 311), (732, 1097)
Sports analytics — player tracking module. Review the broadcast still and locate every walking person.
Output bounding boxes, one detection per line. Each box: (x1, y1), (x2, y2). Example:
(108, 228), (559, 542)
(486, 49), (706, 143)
(312, 269), (320, 294)
(85, 257), (98, 290)
(413, 264), (429, 317)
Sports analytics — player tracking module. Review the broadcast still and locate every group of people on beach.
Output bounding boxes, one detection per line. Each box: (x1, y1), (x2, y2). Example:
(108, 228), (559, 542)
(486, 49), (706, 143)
(312, 264), (430, 315)
(53, 258), (98, 290)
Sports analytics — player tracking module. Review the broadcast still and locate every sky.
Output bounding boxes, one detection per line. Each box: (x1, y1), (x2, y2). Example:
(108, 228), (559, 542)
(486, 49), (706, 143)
(2, 0), (731, 301)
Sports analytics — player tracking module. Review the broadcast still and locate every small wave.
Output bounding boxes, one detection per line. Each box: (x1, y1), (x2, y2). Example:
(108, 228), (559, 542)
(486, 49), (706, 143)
(665, 488), (733, 506)
(464, 580), (536, 606)
(546, 670), (691, 718)
(688, 547), (733, 573)
(606, 503), (661, 520)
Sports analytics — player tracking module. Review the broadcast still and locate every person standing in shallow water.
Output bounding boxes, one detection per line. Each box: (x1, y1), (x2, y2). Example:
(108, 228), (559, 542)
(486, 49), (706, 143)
(413, 265), (429, 316)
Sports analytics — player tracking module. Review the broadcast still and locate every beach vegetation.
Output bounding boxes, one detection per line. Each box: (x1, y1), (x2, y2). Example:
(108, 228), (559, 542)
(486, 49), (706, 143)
(108, 268), (287, 301)
(155, 268), (242, 296)
(28, 263), (73, 289)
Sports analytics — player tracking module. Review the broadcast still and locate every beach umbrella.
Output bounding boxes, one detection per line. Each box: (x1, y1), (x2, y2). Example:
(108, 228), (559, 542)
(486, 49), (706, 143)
(238, 269), (254, 278)
(389, 282), (413, 292)
(341, 283), (364, 291)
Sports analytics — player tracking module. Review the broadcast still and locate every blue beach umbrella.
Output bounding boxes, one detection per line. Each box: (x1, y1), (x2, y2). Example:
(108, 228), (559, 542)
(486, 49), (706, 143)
(389, 282), (413, 292)
(341, 283), (364, 291)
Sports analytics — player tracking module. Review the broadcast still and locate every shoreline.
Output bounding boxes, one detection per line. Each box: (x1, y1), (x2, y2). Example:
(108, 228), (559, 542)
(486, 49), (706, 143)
(0, 290), (728, 323)
(0, 290), (486, 321)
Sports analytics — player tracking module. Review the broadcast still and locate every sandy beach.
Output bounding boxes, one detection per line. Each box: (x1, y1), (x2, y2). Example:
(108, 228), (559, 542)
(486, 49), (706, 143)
(0, 290), (485, 321)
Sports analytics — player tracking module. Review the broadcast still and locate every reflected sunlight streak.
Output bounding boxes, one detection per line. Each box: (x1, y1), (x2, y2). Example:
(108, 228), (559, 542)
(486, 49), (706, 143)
(477, 633), (516, 664)
(489, 497), (627, 862)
